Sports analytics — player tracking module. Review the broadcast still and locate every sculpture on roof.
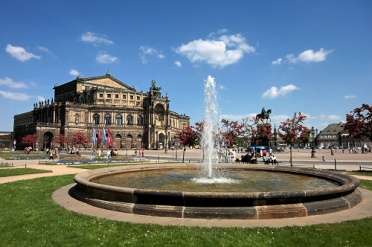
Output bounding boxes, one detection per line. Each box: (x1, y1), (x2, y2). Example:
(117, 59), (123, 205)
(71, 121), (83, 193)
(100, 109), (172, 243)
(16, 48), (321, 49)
(149, 80), (162, 93)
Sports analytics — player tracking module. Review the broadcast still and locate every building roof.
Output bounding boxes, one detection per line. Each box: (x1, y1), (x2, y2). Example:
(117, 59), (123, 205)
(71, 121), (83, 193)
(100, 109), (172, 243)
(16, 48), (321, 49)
(54, 73), (136, 92)
(318, 123), (346, 136)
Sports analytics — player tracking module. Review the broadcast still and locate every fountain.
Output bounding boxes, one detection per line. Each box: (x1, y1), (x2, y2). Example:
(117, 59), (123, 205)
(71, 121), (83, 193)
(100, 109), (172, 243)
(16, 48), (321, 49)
(71, 76), (362, 220)
(203, 75), (218, 178)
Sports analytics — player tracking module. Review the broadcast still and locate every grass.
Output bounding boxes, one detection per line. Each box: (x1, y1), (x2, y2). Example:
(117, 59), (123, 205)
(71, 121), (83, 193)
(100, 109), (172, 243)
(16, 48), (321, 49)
(0, 175), (372, 246)
(350, 171), (372, 176)
(0, 168), (51, 177)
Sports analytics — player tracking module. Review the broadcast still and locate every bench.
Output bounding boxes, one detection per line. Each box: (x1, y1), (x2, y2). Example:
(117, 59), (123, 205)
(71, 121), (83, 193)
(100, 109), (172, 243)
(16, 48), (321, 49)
(359, 165), (372, 171)
(38, 160), (55, 164)
(0, 162), (14, 167)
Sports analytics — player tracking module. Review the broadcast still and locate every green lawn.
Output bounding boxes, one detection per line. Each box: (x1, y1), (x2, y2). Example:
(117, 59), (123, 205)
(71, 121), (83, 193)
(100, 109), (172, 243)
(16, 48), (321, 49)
(0, 168), (51, 177)
(0, 175), (372, 246)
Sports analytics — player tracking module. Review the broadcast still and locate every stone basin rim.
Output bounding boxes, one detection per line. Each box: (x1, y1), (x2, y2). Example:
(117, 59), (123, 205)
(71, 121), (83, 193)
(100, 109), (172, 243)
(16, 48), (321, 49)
(73, 164), (360, 197)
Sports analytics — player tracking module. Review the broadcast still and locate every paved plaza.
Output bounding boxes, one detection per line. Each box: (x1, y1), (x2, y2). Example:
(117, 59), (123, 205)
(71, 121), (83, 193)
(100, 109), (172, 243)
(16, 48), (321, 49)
(1, 148), (372, 227)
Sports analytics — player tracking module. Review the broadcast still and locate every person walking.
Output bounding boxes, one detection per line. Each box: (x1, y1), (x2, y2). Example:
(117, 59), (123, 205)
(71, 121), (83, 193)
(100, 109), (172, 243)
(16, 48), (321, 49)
(106, 149), (111, 160)
(49, 149), (54, 160)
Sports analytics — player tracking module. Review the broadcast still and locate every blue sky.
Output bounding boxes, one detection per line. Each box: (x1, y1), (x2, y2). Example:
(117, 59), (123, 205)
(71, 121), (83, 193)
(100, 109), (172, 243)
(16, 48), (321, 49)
(1, 0), (371, 132)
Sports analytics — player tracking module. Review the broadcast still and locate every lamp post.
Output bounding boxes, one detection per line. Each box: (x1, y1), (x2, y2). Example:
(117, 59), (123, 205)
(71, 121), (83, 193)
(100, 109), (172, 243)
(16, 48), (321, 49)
(125, 138), (128, 156)
(164, 134), (168, 153)
(182, 146), (186, 163)
(311, 126), (316, 158)
(175, 137), (178, 161)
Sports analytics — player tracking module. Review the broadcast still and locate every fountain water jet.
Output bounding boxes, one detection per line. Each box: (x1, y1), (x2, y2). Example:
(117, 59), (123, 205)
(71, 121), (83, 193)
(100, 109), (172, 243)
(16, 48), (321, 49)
(202, 75), (219, 178)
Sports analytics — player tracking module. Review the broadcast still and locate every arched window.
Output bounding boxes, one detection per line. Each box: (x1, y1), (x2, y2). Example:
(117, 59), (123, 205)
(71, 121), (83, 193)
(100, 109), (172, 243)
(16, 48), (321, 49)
(116, 114), (122, 125)
(137, 115), (143, 126)
(104, 113), (111, 125)
(127, 115), (133, 125)
(93, 113), (100, 125)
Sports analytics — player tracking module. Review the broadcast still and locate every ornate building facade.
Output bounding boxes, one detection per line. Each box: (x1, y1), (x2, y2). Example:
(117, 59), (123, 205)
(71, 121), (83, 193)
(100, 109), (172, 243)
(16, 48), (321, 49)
(13, 73), (190, 151)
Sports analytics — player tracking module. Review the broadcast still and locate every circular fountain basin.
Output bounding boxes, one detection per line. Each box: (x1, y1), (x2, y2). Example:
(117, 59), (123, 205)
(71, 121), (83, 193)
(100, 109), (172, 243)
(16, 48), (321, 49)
(71, 164), (361, 219)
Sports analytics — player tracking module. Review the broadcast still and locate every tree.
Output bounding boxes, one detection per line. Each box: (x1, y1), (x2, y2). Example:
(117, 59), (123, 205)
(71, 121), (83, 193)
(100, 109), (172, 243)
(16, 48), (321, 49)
(256, 121), (273, 147)
(220, 119), (244, 148)
(345, 104), (372, 151)
(21, 134), (38, 150)
(72, 132), (88, 150)
(194, 121), (204, 146)
(241, 117), (258, 149)
(299, 127), (311, 148)
(278, 112), (307, 166)
(54, 134), (68, 149)
(241, 116), (273, 155)
(177, 126), (198, 147)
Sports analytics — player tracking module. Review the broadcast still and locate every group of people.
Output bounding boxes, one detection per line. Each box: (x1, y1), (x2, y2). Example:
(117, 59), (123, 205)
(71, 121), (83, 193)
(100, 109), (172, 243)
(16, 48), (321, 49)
(45, 148), (58, 160)
(23, 146), (33, 154)
(134, 149), (145, 159)
(216, 148), (237, 163)
(263, 154), (278, 165)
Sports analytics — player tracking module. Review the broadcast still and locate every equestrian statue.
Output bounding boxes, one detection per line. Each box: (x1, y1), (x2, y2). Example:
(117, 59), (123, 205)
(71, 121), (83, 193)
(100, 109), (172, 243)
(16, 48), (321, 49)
(256, 107), (272, 122)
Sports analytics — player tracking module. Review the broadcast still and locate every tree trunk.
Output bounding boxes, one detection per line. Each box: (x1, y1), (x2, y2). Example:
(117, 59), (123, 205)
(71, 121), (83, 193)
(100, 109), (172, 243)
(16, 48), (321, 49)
(290, 145), (293, 166)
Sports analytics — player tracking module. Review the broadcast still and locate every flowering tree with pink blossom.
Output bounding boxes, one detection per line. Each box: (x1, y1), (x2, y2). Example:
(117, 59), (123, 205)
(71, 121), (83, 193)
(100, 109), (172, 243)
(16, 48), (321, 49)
(278, 112), (307, 166)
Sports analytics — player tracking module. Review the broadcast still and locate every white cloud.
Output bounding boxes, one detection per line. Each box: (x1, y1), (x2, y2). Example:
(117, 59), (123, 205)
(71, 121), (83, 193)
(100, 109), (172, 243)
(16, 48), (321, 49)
(139, 46), (165, 64)
(286, 48), (333, 64)
(69, 69), (80, 77)
(344, 95), (356, 99)
(81, 32), (113, 46)
(327, 115), (341, 120)
(220, 114), (256, 122)
(5, 44), (41, 62)
(37, 96), (46, 102)
(175, 33), (255, 68)
(0, 77), (27, 89)
(272, 58), (282, 65)
(95, 52), (118, 64)
(0, 90), (30, 100)
(174, 61), (182, 68)
(37, 46), (56, 57)
(262, 84), (299, 99)
(318, 114), (342, 121)
(219, 84), (226, 90)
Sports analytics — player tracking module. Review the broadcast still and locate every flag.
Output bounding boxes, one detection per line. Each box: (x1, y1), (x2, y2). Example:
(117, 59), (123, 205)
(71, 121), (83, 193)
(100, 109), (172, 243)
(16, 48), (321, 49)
(107, 128), (113, 147)
(92, 128), (97, 145)
(97, 129), (102, 146)
(102, 128), (107, 145)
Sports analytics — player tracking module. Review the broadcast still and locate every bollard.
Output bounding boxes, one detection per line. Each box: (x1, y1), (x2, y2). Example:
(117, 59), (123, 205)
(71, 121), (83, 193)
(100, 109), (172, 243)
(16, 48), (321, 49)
(334, 159), (337, 171)
(25, 164), (27, 168)
(322, 156), (325, 162)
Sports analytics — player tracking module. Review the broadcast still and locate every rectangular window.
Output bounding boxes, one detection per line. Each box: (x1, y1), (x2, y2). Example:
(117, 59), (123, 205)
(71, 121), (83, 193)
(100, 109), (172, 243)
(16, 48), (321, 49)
(137, 96), (140, 100)
(130, 95), (134, 100)
(115, 94), (119, 99)
(99, 93), (103, 98)
(107, 94), (111, 98)
(123, 94), (127, 99)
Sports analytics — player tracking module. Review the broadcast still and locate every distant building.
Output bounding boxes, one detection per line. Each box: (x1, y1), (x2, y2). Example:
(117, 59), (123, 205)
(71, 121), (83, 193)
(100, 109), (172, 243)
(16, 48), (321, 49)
(316, 122), (371, 149)
(13, 73), (190, 151)
(0, 131), (13, 150)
